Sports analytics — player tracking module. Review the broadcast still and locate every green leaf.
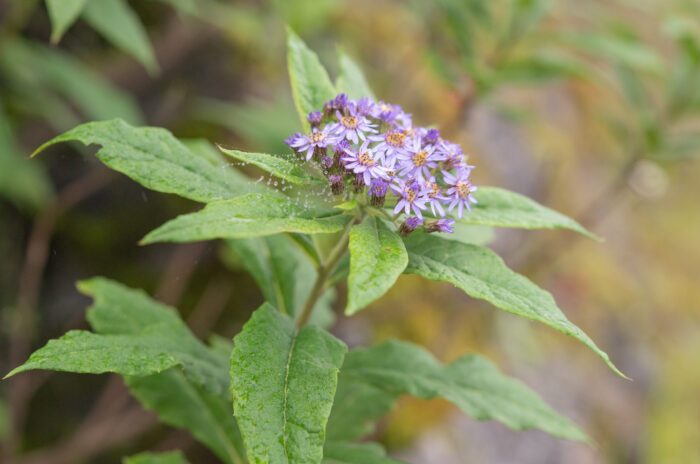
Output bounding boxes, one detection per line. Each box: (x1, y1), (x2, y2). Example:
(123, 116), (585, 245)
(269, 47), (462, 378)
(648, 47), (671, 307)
(341, 340), (588, 442)
(123, 451), (190, 464)
(442, 224), (494, 246)
(5, 278), (229, 393)
(46, 0), (88, 43)
(230, 304), (347, 464)
(403, 233), (625, 377)
(0, 39), (143, 125)
(142, 193), (352, 244)
(4, 330), (181, 378)
(126, 370), (245, 464)
(225, 235), (335, 327)
(335, 50), (375, 100)
(32, 119), (257, 203)
(462, 187), (598, 239)
(219, 148), (325, 185)
(326, 376), (395, 441)
(287, 28), (337, 131)
(346, 217), (407, 315)
(82, 0), (159, 74)
(323, 442), (405, 464)
(0, 105), (52, 211)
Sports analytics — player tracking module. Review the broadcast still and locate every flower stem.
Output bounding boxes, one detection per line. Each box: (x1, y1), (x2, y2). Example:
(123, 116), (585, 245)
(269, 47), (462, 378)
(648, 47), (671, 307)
(296, 215), (360, 329)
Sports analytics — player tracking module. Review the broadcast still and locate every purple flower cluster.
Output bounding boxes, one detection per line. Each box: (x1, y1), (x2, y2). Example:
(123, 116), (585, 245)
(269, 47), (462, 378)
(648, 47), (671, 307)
(285, 94), (477, 236)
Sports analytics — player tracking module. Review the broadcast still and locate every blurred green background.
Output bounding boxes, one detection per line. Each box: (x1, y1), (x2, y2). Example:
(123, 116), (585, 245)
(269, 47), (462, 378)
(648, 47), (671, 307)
(1, 0), (699, 463)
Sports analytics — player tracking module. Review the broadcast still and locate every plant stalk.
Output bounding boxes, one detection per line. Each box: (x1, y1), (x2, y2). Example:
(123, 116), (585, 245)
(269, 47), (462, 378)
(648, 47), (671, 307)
(295, 215), (360, 328)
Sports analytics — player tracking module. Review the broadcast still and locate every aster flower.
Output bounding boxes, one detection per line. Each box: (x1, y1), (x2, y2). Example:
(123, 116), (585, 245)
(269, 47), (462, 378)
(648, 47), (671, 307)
(399, 216), (424, 237)
(331, 104), (377, 144)
(371, 101), (412, 129)
(342, 139), (388, 186)
(392, 177), (428, 219)
(286, 125), (339, 161)
(423, 128), (440, 145)
(369, 129), (408, 165)
(424, 176), (448, 217)
(307, 111), (323, 128)
(324, 93), (348, 116)
(328, 174), (344, 195)
(368, 178), (388, 207)
(426, 219), (455, 234)
(397, 135), (442, 180)
(443, 168), (478, 218)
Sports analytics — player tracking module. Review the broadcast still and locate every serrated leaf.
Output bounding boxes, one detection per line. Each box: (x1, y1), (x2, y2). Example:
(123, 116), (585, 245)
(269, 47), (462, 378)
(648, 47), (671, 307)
(230, 304), (347, 464)
(461, 187), (598, 239)
(323, 442), (405, 464)
(346, 217), (407, 315)
(5, 278), (229, 394)
(82, 0), (159, 74)
(287, 28), (337, 132)
(219, 148), (324, 185)
(341, 340), (588, 442)
(123, 451), (190, 464)
(403, 233), (625, 378)
(46, 0), (88, 43)
(142, 193), (352, 244)
(335, 50), (375, 100)
(126, 370), (245, 464)
(225, 235), (336, 327)
(32, 119), (257, 202)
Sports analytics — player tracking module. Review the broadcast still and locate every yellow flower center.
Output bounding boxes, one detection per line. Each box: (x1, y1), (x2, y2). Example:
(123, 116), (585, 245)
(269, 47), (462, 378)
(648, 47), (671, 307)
(456, 181), (471, 198)
(341, 116), (359, 129)
(426, 182), (440, 198)
(310, 132), (326, 143)
(359, 152), (376, 166)
(412, 151), (427, 167)
(386, 131), (405, 147)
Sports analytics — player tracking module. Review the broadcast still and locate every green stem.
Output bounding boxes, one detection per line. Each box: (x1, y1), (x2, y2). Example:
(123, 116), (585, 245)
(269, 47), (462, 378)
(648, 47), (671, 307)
(295, 215), (360, 329)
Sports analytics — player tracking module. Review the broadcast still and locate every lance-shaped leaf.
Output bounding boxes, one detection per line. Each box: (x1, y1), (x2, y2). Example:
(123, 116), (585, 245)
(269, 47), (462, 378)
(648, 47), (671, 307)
(123, 451), (190, 464)
(287, 28), (337, 131)
(142, 193), (352, 244)
(335, 50), (376, 100)
(460, 187), (598, 239)
(346, 217), (407, 315)
(225, 236), (336, 327)
(126, 370), (245, 464)
(403, 234), (625, 377)
(46, 0), (88, 43)
(230, 304), (347, 464)
(340, 340), (588, 442)
(31, 119), (257, 203)
(82, 0), (159, 74)
(219, 148), (325, 186)
(323, 442), (405, 464)
(5, 278), (229, 394)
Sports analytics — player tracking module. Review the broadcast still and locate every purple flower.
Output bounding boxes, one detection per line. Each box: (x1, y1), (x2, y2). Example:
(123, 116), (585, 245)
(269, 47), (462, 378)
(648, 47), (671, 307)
(423, 128), (440, 145)
(371, 101), (412, 129)
(307, 111), (323, 127)
(392, 178), (428, 219)
(424, 176), (448, 217)
(324, 94), (348, 115)
(320, 156), (334, 170)
(369, 129), (408, 165)
(331, 105), (377, 144)
(342, 140), (388, 186)
(328, 174), (345, 195)
(426, 219), (455, 233)
(397, 135), (442, 180)
(399, 216), (424, 237)
(286, 125), (339, 161)
(368, 178), (388, 207)
(443, 168), (478, 218)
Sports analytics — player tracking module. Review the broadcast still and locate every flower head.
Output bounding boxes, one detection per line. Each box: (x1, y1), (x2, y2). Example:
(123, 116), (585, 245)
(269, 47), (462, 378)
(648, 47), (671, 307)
(399, 216), (424, 237)
(443, 168), (478, 218)
(426, 219), (455, 234)
(342, 139), (388, 186)
(286, 125), (339, 161)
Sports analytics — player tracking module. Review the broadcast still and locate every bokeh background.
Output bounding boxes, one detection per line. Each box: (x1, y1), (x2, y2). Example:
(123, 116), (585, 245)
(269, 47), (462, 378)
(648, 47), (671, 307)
(1, 0), (699, 463)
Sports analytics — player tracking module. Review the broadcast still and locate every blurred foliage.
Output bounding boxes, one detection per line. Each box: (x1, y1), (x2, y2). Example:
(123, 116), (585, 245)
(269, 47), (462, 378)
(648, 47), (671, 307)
(1, 0), (699, 463)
